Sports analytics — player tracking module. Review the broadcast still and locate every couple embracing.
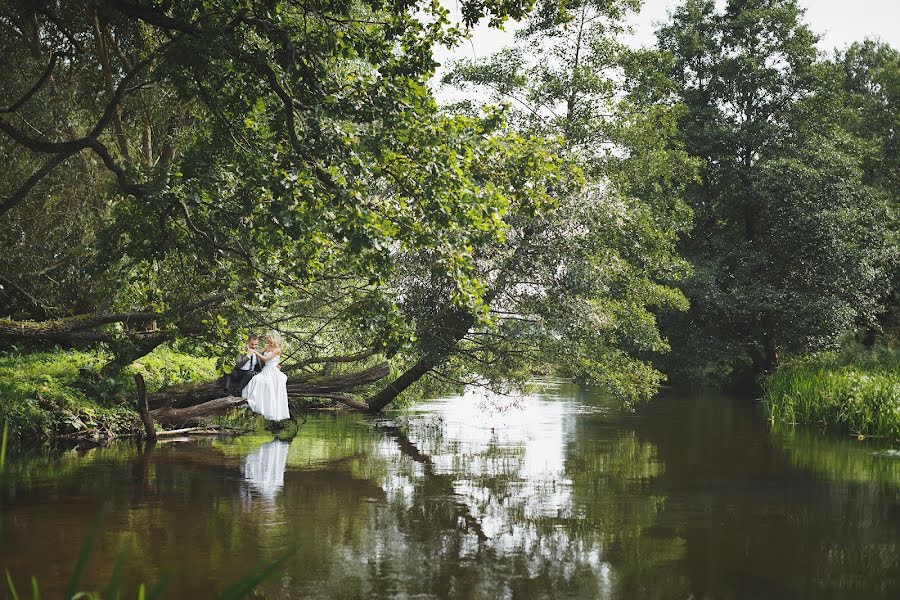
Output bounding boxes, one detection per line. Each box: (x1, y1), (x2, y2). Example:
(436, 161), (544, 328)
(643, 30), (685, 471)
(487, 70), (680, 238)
(223, 330), (290, 421)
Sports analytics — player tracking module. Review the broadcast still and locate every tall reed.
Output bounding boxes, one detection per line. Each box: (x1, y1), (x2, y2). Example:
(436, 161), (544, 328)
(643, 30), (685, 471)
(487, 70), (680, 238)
(764, 346), (900, 441)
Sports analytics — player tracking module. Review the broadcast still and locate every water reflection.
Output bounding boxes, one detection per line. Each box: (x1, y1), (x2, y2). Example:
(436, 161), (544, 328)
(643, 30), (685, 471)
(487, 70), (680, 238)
(1, 385), (898, 598)
(772, 422), (900, 486)
(242, 440), (290, 500)
(358, 388), (686, 599)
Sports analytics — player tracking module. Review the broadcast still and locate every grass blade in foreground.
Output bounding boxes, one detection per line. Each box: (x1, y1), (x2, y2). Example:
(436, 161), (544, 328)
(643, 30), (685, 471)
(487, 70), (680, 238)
(1, 422), (8, 475)
(102, 554), (123, 600)
(5, 569), (20, 600)
(218, 546), (298, 600)
(63, 509), (107, 600)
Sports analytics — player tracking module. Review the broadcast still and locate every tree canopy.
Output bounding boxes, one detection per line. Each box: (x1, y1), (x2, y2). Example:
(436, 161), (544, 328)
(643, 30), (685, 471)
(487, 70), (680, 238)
(652, 0), (897, 379)
(1, 0), (897, 414)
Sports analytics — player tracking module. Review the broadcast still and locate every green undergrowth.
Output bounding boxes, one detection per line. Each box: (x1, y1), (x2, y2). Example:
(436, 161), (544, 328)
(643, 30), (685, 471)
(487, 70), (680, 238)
(0, 347), (218, 446)
(763, 344), (900, 442)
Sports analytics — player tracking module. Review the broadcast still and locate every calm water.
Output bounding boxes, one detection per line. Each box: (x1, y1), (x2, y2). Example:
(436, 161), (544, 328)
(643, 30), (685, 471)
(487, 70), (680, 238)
(2, 384), (899, 599)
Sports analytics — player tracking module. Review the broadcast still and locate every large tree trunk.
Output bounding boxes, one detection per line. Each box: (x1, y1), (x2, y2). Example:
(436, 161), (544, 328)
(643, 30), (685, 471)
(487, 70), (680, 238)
(364, 309), (475, 413)
(0, 311), (156, 341)
(0, 296), (224, 344)
(365, 355), (443, 413)
(360, 232), (528, 414)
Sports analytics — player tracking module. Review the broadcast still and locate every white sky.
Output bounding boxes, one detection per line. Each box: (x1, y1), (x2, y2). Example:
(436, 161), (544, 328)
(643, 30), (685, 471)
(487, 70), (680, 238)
(432, 0), (900, 93)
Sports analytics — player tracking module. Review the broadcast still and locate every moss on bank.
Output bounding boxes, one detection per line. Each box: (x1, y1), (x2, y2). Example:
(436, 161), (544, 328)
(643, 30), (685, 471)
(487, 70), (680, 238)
(763, 345), (900, 442)
(0, 347), (219, 445)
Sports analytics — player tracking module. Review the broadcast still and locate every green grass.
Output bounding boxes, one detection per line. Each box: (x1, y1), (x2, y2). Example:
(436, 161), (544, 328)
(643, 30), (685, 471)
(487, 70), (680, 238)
(0, 347), (219, 446)
(763, 345), (900, 442)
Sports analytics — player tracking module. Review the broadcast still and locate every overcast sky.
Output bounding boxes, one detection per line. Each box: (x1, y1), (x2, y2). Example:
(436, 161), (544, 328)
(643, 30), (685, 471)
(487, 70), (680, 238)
(432, 0), (900, 92)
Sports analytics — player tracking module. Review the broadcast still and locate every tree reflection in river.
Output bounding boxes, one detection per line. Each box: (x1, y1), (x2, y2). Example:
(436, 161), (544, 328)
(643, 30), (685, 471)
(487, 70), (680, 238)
(357, 388), (685, 599)
(628, 388), (900, 599)
(1, 384), (898, 598)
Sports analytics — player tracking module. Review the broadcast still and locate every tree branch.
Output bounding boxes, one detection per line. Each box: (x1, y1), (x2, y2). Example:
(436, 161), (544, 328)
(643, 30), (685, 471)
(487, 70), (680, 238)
(0, 51), (160, 214)
(1, 51), (58, 113)
(0, 150), (75, 215)
(111, 0), (201, 35)
(290, 349), (378, 370)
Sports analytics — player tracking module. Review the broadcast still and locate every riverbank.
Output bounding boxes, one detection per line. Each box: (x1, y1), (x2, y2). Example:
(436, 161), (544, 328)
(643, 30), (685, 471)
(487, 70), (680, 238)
(0, 347), (220, 445)
(764, 345), (900, 442)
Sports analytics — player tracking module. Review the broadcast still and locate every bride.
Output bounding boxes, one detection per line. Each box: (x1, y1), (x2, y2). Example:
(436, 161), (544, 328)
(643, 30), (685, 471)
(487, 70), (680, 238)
(242, 330), (290, 421)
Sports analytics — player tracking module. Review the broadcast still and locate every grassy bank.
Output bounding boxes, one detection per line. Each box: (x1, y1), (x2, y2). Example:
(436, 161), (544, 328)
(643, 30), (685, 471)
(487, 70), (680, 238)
(0, 347), (219, 446)
(763, 345), (900, 442)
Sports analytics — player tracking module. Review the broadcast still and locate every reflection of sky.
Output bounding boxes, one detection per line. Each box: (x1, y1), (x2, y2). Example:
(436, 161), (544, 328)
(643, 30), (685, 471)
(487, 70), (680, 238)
(242, 440), (291, 500)
(224, 386), (664, 597)
(400, 385), (606, 548)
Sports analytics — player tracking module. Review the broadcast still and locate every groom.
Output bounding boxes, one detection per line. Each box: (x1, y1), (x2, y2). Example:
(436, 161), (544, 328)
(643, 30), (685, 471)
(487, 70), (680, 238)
(222, 333), (264, 395)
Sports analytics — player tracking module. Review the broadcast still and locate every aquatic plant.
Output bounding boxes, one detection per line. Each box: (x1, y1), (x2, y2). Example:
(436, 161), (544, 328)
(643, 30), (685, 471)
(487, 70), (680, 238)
(764, 346), (900, 441)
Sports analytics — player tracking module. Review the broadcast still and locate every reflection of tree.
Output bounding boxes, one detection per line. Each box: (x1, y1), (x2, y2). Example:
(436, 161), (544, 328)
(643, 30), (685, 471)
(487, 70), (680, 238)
(6, 394), (898, 599)
(366, 414), (685, 599)
(1, 427), (386, 598)
(1, 403), (683, 599)
(772, 423), (900, 487)
(631, 390), (900, 599)
(562, 424), (687, 599)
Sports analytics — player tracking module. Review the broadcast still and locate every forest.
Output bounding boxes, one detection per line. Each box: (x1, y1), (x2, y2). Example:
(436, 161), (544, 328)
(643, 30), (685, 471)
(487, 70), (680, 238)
(0, 0), (897, 444)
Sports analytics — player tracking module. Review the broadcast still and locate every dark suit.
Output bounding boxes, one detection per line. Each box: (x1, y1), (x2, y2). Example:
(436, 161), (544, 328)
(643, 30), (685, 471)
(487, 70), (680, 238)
(223, 353), (264, 395)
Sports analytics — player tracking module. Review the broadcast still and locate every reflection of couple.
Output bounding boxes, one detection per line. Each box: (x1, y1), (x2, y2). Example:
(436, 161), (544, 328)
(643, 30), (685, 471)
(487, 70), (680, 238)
(223, 330), (290, 421)
(242, 439), (291, 500)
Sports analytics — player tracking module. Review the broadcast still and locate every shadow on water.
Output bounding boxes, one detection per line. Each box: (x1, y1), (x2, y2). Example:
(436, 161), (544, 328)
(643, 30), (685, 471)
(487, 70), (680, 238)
(1, 385), (899, 599)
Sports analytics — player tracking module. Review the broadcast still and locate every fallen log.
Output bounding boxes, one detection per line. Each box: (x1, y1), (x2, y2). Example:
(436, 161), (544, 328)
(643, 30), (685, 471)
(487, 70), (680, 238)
(150, 395), (247, 427)
(155, 426), (245, 437)
(147, 361), (390, 410)
(140, 360), (392, 425)
(287, 362), (391, 395)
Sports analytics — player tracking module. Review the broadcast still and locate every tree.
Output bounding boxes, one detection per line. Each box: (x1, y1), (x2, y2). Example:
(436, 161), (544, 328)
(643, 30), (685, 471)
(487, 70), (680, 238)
(401, 0), (696, 405)
(0, 0), (535, 387)
(827, 40), (900, 340)
(655, 0), (895, 378)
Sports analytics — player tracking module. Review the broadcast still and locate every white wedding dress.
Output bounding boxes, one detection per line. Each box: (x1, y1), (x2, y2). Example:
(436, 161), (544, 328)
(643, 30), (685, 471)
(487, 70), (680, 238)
(242, 354), (290, 421)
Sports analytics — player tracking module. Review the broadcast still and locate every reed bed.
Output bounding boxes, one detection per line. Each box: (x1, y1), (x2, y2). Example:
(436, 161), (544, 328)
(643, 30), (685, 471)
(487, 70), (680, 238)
(763, 346), (900, 442)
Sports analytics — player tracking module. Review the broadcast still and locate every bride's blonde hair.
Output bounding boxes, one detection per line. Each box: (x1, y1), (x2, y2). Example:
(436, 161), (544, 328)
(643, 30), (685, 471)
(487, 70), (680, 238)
(265, 330), (282, 350)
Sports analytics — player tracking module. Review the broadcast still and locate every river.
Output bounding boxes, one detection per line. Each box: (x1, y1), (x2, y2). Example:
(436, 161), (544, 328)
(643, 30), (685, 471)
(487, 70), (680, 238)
(2, 383), (899, 598)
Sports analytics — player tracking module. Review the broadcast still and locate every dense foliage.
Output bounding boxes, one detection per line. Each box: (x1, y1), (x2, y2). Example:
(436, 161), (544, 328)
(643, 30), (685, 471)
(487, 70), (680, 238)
(764, 345), (900, 441)
(0, 346), (217, 442)
(651, 0), (897, 381)
(440, 0), (694, 402)
(0, 0), (897, 421)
